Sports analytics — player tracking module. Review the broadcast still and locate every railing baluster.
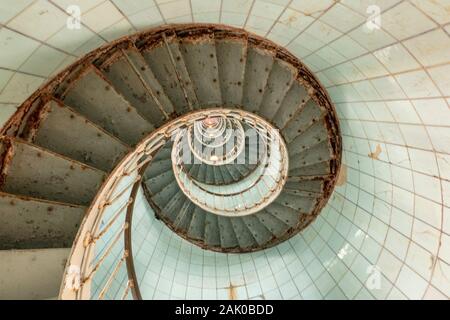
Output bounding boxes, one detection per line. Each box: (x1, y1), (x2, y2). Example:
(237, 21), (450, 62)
(105, 175), (141, 207)
(98, 251), (128, 300)
(84, 223), (128, 282)
(121, 280), (132, 300)
(93, 199), (133, 243)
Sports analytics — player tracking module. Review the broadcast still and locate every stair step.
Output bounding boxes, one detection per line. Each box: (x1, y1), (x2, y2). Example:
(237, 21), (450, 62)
(288, 119), (329, 153)
(204, 212), (221, 247)
(275, 192), (315, 212)
(205, 165), (214, 184)
(272, 81), (309, 129)
(187, 206), (206, 241)
(62, 66), (153, 145)
(151, 180), (179, 210)
(31, 99), (129, 172)
(0, 138), (106, 206)
(144, 170), (174, 195)
(224, 164), (241, 181)
(216, 37), (247, 107)
(164, 35), (200, 109)
(217, 216), (239, 249)
(173, 199), (195, 231)
(289, 140), (333, 169)
(0, 192), (85, 250)
(229, 217), (257, 249)
(213, 166), (224, 185)
(265, 202), (300, 228)
(219, 165), (234, 184)
(285, 178), (324, 193)
(144, 158), (172, 181)
(255, 210), (290, 238)
(99, 50), (167, 127)
(241, 215), (273, 246)
(124, 47), (176, 116)
(179, 34), (222, 107)
(141, 42), (192, 113)
(282, 99), (324, 142)
(0, 248), (69, 300)
(242, 47), (274, 113)
(288, 161), (331, 177)
(161, 191), (186, 221)
(259, 59), (297, 120)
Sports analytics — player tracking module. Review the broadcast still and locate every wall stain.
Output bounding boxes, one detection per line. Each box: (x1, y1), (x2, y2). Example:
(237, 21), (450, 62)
(228, 283), (237, 300)
(368, 144), (382, 160)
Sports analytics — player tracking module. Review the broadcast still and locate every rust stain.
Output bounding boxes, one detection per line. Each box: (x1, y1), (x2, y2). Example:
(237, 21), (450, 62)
(228, 283), (237, 300)
(368, 144), (382, 160)
(336, 164), (347, 186)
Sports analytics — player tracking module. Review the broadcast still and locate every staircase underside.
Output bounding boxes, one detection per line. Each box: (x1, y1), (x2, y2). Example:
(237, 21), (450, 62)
(0, 24), (341, 298)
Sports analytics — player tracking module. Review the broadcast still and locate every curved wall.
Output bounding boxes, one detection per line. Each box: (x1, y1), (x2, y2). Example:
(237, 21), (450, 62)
(0, 0), (449, 299)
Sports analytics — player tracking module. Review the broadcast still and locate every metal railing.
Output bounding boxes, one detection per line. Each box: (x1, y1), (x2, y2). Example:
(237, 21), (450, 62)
(59, 108), (289, 299)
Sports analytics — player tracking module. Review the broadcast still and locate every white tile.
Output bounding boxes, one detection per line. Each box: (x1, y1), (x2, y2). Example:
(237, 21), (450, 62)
(396, 265), (428, 300)
(0, 0), (33, 23)
(0, 28), (40, 69)
(404, 29), (450, 67)
(381, 2), (436, 40)
(8, 0), (67, 41)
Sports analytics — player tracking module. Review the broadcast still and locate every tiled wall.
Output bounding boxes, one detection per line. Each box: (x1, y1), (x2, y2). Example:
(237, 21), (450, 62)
(1, 0), (449, 299)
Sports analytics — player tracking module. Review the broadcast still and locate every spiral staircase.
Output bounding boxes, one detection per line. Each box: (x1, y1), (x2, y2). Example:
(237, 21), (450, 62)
(0, 24), (341, 300)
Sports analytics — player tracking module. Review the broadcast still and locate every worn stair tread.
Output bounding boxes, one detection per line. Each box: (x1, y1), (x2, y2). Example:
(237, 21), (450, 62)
(179, 35), (222, 107)
(173, 199), (195, 231)
(282, 99), (324, 142)
(0, 192), (85, 250)
(141, 42), (193, 113)
(285, 178), (324, 193)
(255, 210), (290, 238)
(217, 216), (239, 249)
(288, 161), (331, 177)
(265, 202), (301, 228)
(259, 59), (297, 120)
(62, 66), (153, 145)
(216, 37), (247, 107)
(204, 212), (221, 247)
(240, 215), (273, 246)
(288, 118), (329, 154)
(229, 217), (257, 249)
(0, 138), (106, 206)
(144, 170), (175, 195)
(124, 47), (176, 116)
(218, 165), (234, 185)
(212, 166), (222, 185)
(242, 47), (274, 113)
(275, 192), (316, 212)
(187, 206), (206, 240)
(289, 140), (333, 169)
(224, 164), (241, 182)
(272, 81), (310, 129)
(144, 158), (172, 181)
(32, 99), (129, 172)
(161, 190), (186, 221)
(205, 165), (215, 185)
(164, 35), (200, 109)
(151, 179), (179, 209)
(99, 50), (167, 127)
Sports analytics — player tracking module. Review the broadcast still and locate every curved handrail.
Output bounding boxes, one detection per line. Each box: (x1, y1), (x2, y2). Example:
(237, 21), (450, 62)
(59, 108), (287, 300)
